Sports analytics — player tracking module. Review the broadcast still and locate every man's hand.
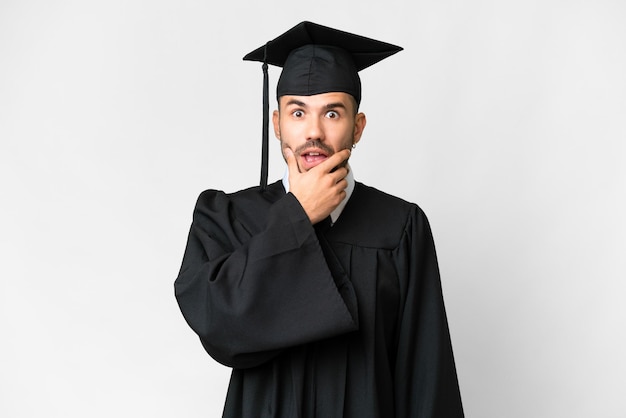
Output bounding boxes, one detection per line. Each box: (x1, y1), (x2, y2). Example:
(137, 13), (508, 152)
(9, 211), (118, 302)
(285, 148), (351, 224)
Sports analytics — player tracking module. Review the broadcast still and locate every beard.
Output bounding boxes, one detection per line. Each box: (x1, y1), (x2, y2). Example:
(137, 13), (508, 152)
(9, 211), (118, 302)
(293, 139), (334, 156)
(291, 139), (351, 171)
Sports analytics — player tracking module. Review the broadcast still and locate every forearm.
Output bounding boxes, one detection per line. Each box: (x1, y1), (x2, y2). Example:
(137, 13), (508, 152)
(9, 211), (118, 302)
(175, 192), (358, 368)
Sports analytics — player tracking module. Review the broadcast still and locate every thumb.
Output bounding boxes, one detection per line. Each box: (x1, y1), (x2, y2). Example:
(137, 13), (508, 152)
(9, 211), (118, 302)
(284, 148), (300, 174)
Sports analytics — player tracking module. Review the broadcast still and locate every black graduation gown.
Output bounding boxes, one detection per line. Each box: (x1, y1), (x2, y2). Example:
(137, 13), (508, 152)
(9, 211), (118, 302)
(175, 180), (464, 418)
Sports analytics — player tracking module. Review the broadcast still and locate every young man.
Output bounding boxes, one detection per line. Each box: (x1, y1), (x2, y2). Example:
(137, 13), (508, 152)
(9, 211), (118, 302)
(175, 21), (464, 417)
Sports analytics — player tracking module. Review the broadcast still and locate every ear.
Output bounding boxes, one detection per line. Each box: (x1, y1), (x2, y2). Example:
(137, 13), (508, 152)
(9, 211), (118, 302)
(352, 112), (367, 145)
(272, 110), (280, 139)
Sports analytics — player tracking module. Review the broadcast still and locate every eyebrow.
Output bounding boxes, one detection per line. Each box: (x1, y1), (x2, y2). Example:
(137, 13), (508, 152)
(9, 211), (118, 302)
(283, 99), (348, 111)
(284, 99), (307, 108)
(324, 102), (348, 111)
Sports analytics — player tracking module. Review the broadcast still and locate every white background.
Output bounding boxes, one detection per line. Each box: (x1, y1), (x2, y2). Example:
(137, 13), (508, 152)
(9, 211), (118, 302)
(1, 1), (625, 417)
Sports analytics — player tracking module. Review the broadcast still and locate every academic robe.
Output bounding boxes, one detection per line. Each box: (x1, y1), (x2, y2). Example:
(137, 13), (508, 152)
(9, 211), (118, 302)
(175, 180), (464, 418)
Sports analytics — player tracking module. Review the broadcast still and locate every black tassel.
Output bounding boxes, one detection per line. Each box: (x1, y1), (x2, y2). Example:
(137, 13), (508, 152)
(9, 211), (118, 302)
(260, 43), (269, 190)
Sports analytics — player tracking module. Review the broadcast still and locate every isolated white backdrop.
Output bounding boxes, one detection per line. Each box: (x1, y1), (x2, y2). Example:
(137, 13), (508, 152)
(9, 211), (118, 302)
(1, 1), (625, 417)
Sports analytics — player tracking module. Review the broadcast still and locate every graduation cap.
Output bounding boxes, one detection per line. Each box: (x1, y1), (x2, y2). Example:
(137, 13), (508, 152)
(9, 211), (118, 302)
(243, 21), (403, 189)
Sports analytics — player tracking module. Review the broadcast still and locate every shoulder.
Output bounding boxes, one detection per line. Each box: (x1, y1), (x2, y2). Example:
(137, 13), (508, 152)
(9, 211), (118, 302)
(195, 181), (284, 210)
(353, 182), (418, 211)
(333, 183), (429, 249)
(193, 181), (286, 228)
(353, 182), (429, 222)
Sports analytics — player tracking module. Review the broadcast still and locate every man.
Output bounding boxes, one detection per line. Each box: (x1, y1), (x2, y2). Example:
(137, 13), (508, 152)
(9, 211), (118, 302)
(175, 21), (464, 417)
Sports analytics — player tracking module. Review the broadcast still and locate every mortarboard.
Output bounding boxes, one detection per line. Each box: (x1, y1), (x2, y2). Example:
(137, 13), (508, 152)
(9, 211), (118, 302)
(243, 21), (403, 190)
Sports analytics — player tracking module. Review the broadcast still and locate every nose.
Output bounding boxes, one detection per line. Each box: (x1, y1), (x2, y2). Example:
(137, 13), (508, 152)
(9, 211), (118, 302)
(306, 117), (324, 142)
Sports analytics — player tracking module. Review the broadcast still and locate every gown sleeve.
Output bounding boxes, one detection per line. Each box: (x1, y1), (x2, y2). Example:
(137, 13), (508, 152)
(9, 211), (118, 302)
(393, 206), (464, 417)
(174, 190), (359, 369)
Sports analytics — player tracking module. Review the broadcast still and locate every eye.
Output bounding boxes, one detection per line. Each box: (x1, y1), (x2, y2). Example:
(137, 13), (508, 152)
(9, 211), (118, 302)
(292, 110), (304, 118)
(325, 110), (339, 119)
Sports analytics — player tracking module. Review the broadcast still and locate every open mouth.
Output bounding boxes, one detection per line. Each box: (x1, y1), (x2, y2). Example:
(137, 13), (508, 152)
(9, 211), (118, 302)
(302, 151), (328, 164)
(293, 140), (335, 170)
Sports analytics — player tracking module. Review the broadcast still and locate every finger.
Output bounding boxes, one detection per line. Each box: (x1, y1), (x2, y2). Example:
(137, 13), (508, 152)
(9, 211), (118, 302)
(284, 148), (300, 174)
(329, 165), (349, 183)
(316, 149), (351, 173)
(333, 177), (349, 191)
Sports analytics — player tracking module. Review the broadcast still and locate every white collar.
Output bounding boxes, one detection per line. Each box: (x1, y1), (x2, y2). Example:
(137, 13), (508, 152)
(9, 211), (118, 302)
(282, 164), (355, 224)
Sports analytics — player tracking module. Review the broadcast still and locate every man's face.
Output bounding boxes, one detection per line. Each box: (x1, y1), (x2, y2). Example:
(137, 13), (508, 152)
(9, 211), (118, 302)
(273, 92), (366, 172)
